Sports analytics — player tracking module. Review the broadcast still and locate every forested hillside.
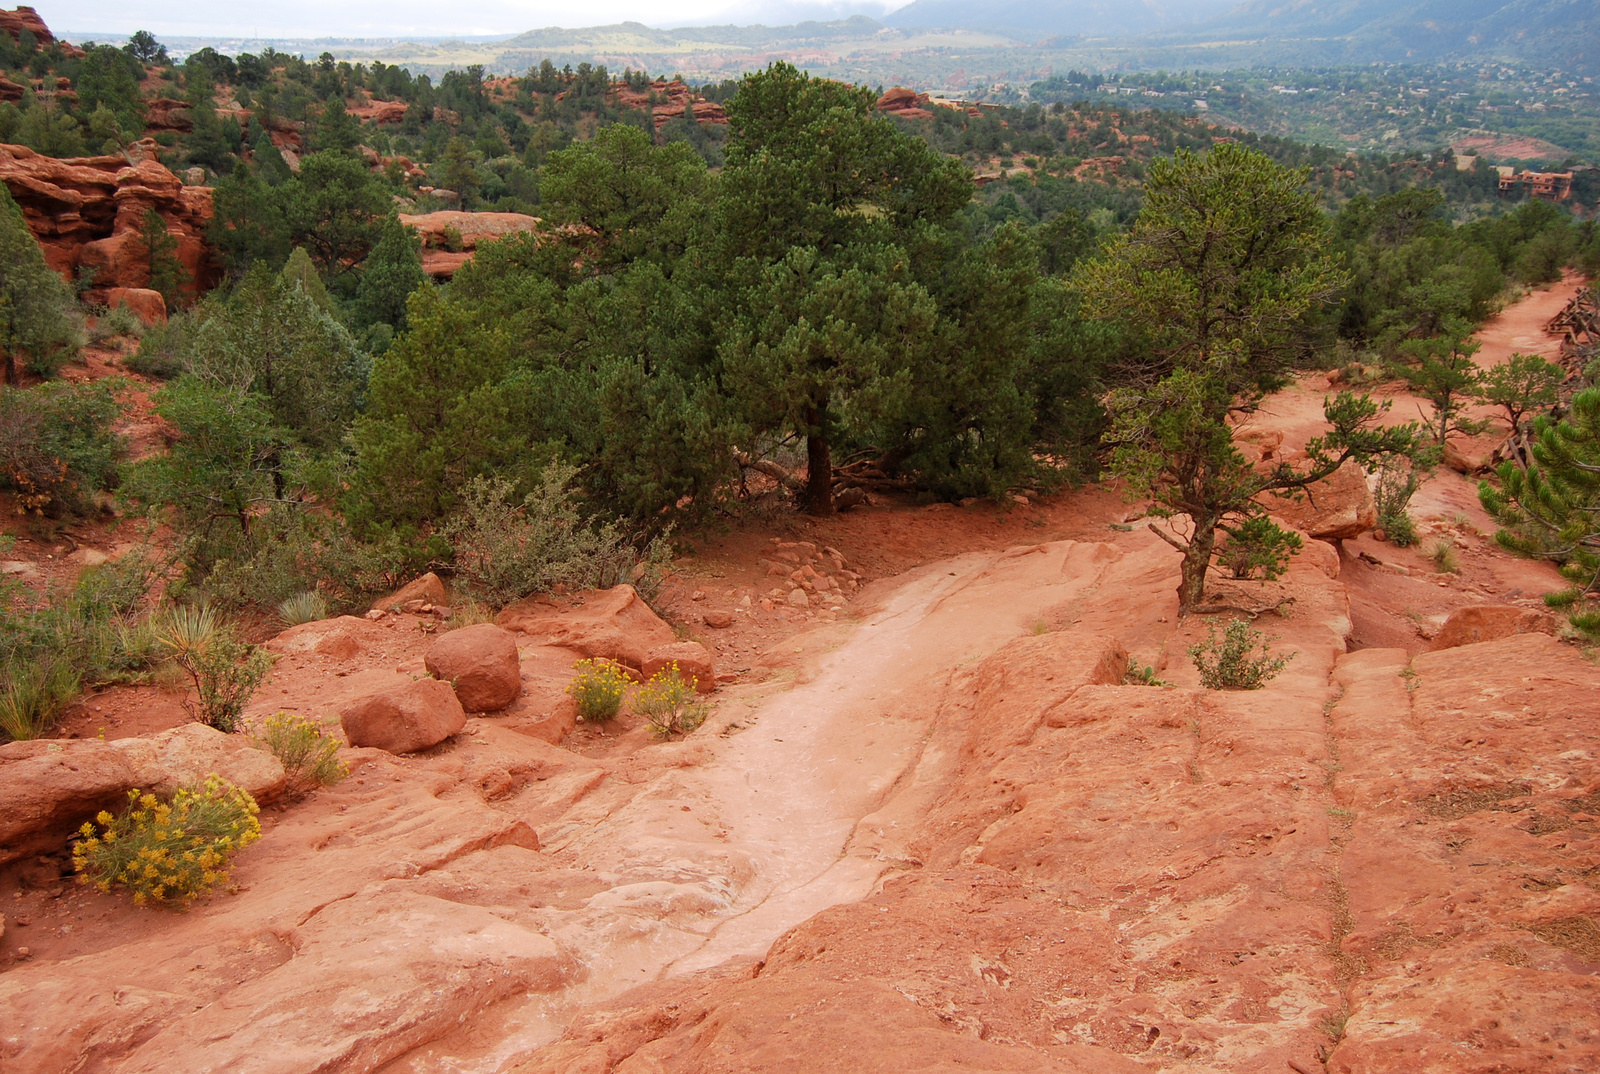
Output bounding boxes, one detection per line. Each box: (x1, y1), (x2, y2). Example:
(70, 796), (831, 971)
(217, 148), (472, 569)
(2, 15), (1599, 738)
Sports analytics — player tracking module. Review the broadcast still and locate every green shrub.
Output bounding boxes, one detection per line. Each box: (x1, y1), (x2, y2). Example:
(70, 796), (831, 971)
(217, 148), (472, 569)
(567, 658), (629, 721)
(1187, 617), (1293, 690)
(71, 775), (262, 906)
(124, 307), (200, 379)
(632, 662), (708, 738)
(1215, 516), (1303, 581)
(0, 379), (123, 514)
(253, 711), (347, 794)
(89, 304), (145, 343)
(154, 605), (274, 732)
(0, 549), (163, 741)
(445, 465), (672, 607)
(276, 590), (327, 626)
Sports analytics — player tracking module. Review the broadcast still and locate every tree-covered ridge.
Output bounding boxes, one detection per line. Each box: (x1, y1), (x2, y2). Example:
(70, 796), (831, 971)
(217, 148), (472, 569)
(1, 18), (1597, 629)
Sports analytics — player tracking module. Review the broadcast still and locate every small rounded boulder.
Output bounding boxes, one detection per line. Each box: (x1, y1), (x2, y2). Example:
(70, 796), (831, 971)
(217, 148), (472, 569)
(425, 623), (522, 712)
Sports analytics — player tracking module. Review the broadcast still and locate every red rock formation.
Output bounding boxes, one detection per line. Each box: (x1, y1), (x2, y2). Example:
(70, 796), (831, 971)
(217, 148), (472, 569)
(142, 98), (193, 133)
(0, 142), (216, 300)
(0, 6), (56, 47)
(398, 209), (541, 279)
(349, 99), (408, 125)
(424, 623), (523, 713)
(614, 79), (729, 130)
(104, 286), (166, 325)
(877, 86), (935, 120)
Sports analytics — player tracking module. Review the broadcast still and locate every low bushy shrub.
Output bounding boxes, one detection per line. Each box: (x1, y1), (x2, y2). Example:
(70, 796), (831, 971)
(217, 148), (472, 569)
(445, 465), (671, 607)
(567, 658), (629, 722)
(633, 662), (708, 738)
(1188, 617), (1293, 690)
(0, 379), (123, 514)
(0, 654), (78, 741)
(72, 775), (262, 906)
(0, 548), (163, 741)
(253, 712), (347, 794)
(1215, 516), (1303, 581)
(89, 304), (145, 343)
(154, 605), (273, 732)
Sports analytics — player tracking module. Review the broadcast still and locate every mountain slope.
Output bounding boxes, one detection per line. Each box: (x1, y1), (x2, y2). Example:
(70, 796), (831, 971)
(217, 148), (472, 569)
(884, 0), (1234, 37)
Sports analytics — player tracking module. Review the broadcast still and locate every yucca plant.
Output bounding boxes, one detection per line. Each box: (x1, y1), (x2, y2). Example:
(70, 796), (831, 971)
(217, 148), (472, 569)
(153, 605), (273, 733)
(276, 591), (328, 627)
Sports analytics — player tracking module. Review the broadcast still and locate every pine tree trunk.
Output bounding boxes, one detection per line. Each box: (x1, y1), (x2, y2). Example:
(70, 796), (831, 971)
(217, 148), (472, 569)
(1177, 522), (1216, 615)
(803, 404), (833, 516)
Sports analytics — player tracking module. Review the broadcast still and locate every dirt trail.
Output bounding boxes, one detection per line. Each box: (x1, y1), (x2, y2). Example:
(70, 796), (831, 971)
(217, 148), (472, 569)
(385, 541), (1123, 1072)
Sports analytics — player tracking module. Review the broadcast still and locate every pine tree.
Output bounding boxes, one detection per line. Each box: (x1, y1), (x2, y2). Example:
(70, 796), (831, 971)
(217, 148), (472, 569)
(352, 216), (424, 332)
(139, 208), (190, 310)
(1481, 386), (1600, 637)
(1078, 144), (1418, 613)
(0, 186), (79, 383)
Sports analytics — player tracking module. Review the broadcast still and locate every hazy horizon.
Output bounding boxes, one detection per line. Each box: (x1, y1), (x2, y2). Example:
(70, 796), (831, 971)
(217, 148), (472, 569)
(44, 0), (915, 40)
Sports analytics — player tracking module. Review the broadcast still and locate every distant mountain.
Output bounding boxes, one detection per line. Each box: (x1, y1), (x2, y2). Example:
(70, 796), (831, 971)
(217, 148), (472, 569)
(1176, 0), (1598, 73)
(883, 0), (1237, 39)
(882, 0), (1597, 73)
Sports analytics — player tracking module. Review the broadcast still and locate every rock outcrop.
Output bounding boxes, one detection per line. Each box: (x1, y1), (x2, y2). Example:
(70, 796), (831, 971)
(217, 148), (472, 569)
(370, 571), (448, 612)
(642, 641), (716, 693)
(614, 79), (728, 130)
(424, 623), (523, 712)
(0, 724), (285, 867)
(398, 209), (541, 278)
(339, 678), (467, 753)
(877, 86), (936, 120)
(1430, 603), (1556, 650)
(498, 584), (676, 673)
(1262, 457), (1377, 540)
(0, 143), (216, 301)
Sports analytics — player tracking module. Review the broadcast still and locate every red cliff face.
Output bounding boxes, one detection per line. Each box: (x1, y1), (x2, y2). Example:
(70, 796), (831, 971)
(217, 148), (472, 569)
(0, 6), (56, 46)
(0, 142), (217, 300)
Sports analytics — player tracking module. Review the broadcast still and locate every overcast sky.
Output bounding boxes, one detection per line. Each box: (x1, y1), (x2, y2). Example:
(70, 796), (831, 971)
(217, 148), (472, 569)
(42, 0), (908, 39)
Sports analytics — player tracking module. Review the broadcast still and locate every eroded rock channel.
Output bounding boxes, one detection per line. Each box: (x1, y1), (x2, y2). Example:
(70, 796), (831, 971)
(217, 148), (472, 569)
(2, 531), (1597, 1074)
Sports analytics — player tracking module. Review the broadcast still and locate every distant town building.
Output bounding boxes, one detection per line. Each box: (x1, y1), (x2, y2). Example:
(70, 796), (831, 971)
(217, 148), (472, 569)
(1495, 166), (1574, 199)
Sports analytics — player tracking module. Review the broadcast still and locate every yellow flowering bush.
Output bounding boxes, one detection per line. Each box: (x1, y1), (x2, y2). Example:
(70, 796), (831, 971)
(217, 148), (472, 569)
(72, 775), (262, 906)
(254, 711), (348, 795)
(567, 658), (629, 721)
(633, 662), (708, 738)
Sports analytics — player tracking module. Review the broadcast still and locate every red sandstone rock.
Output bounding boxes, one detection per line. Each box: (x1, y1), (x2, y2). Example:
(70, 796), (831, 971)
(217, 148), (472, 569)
(877, 86), (934, 120)
(398, 210), (541, 278)
(1429, 603), (1556, 650)
(142, 98), (193, 132)
(0, 724), (284, 867)
(1260, 457), (1376, 540)
(0, 143), (216, 300)
(642, 641), (716, 694)
(0, 7), (58, 47)
(498, 584), (676, 671)
(425, 623), (522, 712)
(104, 286), (165, 325)
(398, 209), (541, 250)
(339, 678), (466, 753)
(370, 571), (447, 611)
(349, 99), (408, 124)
